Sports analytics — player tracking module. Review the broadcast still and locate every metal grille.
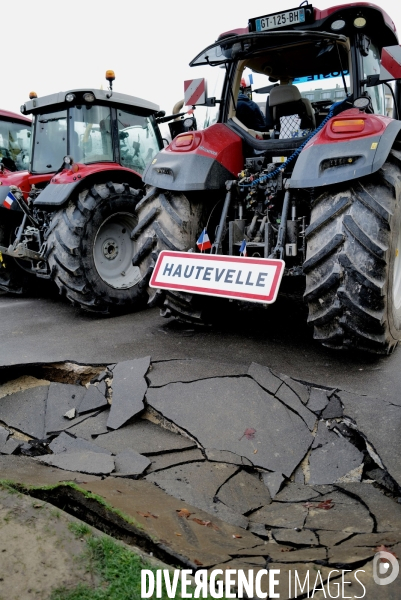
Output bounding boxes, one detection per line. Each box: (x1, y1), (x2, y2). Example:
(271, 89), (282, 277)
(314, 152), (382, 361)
(279, 114), (301, 139)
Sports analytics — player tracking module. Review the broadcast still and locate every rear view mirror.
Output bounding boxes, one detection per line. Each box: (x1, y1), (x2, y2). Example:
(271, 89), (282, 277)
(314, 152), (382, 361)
(365, 45), (401, 86)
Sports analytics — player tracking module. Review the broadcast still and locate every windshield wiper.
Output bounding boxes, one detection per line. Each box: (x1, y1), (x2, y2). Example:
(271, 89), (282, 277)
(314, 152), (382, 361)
(336, 41), (348, 96)
(39, 117), (66, 123)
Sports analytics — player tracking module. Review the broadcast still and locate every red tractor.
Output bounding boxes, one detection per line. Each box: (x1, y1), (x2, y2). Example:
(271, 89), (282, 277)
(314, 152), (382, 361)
(135, 3), (401, 354)
(0, 74), (190, 312)
(0, 109), (31, 174)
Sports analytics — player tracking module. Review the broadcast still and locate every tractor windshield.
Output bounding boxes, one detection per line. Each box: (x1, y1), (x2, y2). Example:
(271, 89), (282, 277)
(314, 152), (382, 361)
(191, 30), (351, 131)
(68, 105), (113, 165)
(31, 103), (162, 174)
(116, 109), (161, 175)
(0, 119), (31, 171)
(32, 105), (114, 172)
(32, 110), (68, 173)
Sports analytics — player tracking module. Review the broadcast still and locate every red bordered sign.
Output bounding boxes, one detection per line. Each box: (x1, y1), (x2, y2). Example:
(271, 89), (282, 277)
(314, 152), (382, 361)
(150, 251), (285, 304)
(380, 45), (401, 81)
(184, 78), (206, 106)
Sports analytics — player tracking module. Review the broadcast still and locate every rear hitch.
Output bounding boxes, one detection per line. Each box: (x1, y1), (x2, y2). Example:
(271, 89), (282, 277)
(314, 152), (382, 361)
(270, 189), (291, 259)
(211, 180), (236, 254)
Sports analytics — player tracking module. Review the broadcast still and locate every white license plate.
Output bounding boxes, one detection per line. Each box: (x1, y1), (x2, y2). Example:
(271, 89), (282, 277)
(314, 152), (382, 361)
(150, 251), (285, 304)
(256, 8), (305, 31)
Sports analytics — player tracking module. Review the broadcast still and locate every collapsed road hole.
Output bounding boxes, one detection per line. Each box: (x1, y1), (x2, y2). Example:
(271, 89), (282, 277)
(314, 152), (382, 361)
(0, 358), (399, 505)
(1, 356), (401, 594)
(0, 361), (107, 387)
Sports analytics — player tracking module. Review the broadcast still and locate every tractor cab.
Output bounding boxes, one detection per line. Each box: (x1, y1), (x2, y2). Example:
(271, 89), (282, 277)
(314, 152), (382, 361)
(21, 84), (163, 179)
(0, 110), (31, 173)
(146, 3), (401, 198)
(188, 3), (399, 138)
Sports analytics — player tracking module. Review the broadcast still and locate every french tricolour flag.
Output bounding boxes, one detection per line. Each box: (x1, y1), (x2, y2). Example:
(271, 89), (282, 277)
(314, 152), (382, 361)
(196, 228), (211, 252)
(240, 73), (254, 88)
(3, 191), (18, 210)
(239, 239), (247, 256)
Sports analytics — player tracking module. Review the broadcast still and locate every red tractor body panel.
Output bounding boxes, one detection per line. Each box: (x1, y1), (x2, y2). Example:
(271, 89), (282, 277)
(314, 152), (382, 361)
(315, 3), (396, 33)
(304, 109), (389, 147)
(51, 162), (142, 185)
(167, 124), (243, 176)
(1, 163), (143, 208)
(143, 124), (244, 192)
(0, 171), (52, 202)
(0, 109), (31, 124)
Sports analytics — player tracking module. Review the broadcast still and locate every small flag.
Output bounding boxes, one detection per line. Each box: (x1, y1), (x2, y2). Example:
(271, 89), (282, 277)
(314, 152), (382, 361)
(240, 74), (254, 88)
(239, 239), (247, 256)
(3, 191), (19, 210)
(196, 228), (211, 251)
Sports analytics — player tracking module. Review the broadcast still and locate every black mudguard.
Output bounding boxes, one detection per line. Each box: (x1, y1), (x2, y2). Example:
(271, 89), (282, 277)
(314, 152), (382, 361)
(289, 120), (401, 189)
(33, 181), (81, 209)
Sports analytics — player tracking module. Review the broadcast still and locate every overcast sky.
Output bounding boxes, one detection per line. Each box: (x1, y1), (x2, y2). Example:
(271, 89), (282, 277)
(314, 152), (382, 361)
(4, 0), (401, 116)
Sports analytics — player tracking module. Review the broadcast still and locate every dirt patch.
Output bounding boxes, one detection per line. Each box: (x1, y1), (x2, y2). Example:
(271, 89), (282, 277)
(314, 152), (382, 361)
(0, 376), (50, 399)
(0, 487), (95, 600)
(41, 363), (104, 386)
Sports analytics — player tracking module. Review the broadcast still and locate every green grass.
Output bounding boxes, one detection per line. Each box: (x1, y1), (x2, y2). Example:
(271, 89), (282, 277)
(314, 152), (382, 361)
(50, 533), (230, 600)
(0, 479), (20, 494)
(68, 521), (92, 538)
(50, 535), (173, 600)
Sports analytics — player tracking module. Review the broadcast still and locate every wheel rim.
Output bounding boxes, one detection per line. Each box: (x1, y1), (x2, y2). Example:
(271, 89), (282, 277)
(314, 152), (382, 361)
(93, 212), (140, 289)
(393, 225), (401, 311)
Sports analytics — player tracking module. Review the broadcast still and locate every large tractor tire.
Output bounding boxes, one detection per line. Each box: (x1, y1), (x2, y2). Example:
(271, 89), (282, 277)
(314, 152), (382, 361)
(132, 186), (207, 321)
(304, 149), (401, 354)
(46, 182), (146, 313)
(0, 212), (36, 294)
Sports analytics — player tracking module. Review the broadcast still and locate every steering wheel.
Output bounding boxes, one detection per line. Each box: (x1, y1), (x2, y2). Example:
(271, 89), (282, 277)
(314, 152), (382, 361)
(312, 99), (333, 110)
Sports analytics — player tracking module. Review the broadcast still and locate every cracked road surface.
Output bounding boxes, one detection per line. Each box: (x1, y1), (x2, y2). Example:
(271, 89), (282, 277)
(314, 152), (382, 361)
(1, 291), (401, 597)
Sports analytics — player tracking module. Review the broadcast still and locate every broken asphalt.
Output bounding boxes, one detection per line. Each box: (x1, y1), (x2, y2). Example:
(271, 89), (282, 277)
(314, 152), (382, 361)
(1, 290), (401, 598)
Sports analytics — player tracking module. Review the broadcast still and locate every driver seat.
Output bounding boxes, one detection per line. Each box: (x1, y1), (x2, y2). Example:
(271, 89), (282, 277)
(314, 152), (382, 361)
(269, 85), (315, 137)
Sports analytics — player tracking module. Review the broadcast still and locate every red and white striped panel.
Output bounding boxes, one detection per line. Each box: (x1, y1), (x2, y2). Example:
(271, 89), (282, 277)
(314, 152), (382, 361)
(380, 45), (401, 81)
(184, 78), (206, 106)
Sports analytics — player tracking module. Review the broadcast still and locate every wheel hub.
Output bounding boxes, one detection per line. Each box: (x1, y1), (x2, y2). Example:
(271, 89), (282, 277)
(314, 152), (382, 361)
(102, 239), (119, 260)
(93, 212), (140, 289)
